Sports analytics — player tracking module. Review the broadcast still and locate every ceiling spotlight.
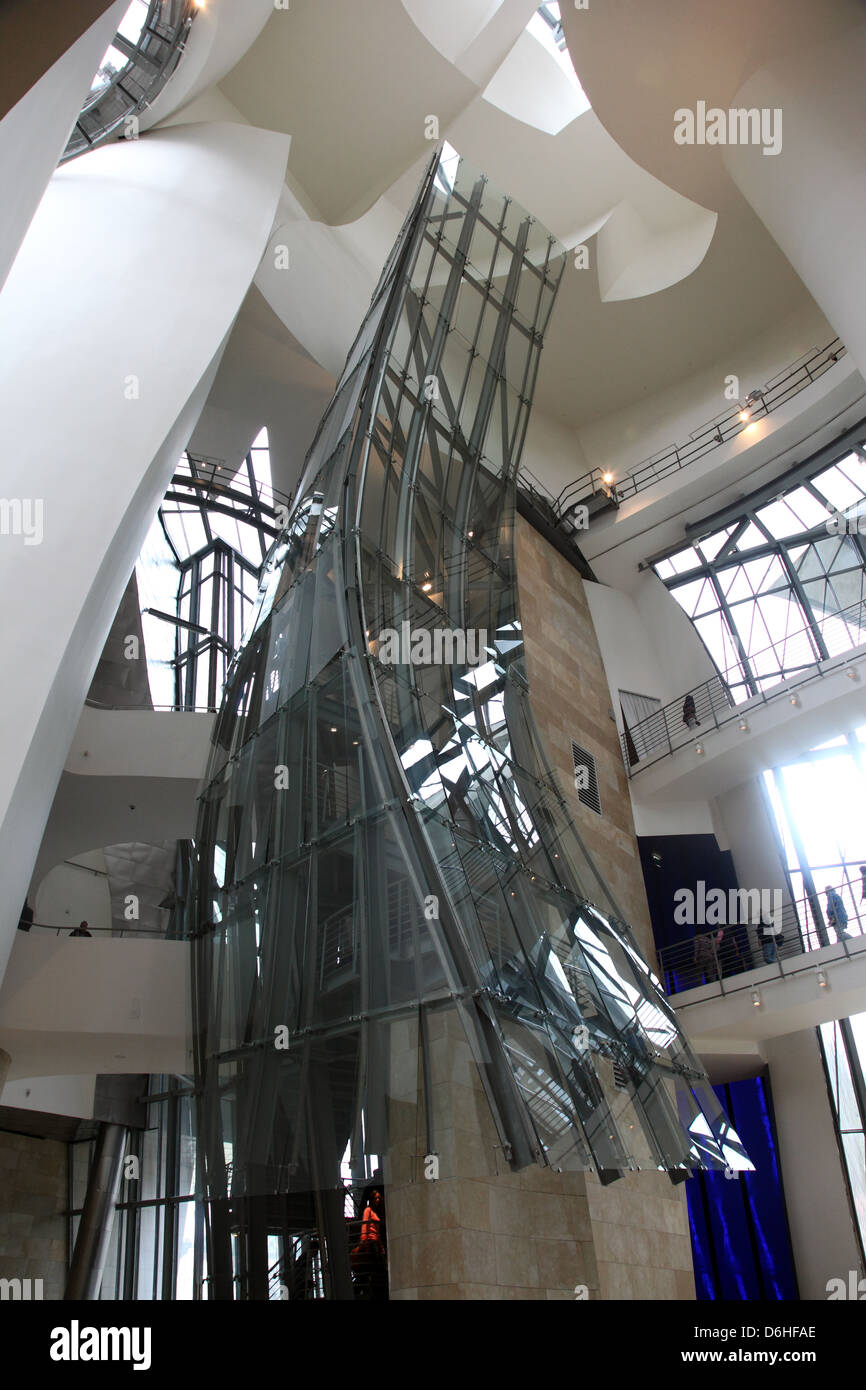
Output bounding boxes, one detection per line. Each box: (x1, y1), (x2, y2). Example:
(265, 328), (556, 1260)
(422, 580), (433, 593)
(846, 668), (860, 682)
(751, 989), (761, 1008)
(739, 719), (749, 732)
(467, 530), (474, 538)
(738, 408), (751, 423)
(695, 742), (704, 755)
(602, 471), (614, 485)
(789, 694), (800, 707)
(816, 969), (828, 989)
(330, 726), (337, 733)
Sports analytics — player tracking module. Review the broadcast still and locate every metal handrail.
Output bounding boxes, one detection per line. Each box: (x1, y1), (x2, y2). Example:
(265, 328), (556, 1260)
(83, 698), (217, 713)
(623, 594), (866, 773)
(658, 874), (866, 997)
(528, 338), (846, 518)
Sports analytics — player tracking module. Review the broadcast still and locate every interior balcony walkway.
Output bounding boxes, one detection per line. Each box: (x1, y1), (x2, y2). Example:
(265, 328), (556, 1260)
(659, 879), (866, 1079)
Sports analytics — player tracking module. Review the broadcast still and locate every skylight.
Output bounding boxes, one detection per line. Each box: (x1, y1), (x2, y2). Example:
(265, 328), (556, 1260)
(434, 140), (461, 196)
(526, 2), (590, 107)
(90, 0), (149, 96)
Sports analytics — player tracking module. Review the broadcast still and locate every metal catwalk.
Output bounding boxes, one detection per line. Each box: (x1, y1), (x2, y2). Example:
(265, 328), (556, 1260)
(192, 149), (748, 1297)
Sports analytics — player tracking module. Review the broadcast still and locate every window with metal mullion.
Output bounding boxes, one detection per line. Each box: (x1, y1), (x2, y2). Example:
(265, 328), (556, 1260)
(777, 544), (831, 661)
(160, 1085), (180, 1300)
(705, 567), (760, 697)
(183, 555), (202, 711)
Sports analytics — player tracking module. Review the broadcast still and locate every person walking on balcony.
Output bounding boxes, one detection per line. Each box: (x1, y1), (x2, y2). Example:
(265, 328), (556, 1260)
(682, 693), (700, 730)
(825, 887), (850, 939)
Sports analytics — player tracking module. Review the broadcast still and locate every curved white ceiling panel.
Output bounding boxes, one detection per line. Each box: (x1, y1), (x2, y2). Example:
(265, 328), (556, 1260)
(400, 0), (505, 64)
(597, 200), (718, 301)
(482, 27), (589, 135)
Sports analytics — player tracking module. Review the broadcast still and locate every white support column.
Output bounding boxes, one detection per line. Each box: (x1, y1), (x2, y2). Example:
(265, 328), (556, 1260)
(762, 1029), (863, 1299)
(0, 121), (290, 984)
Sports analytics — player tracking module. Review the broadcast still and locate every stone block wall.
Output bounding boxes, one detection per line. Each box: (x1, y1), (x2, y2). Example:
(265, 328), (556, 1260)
(0, 1129), (67, 1300)
(385, 516), (695, 1299)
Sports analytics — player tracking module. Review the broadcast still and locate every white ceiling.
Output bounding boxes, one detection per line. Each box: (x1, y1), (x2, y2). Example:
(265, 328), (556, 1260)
(160, 0), (854, 490)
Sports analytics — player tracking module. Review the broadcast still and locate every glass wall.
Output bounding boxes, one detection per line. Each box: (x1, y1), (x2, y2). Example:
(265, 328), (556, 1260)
(654, 431), (866, 702)
(136, 436), (281, 711)
(69, 1076), (205, 1301)
(761, 730), (866, 1263)
(819, 1016), (866, 1262)
(192, 147), (747, 1299)
(763, 725), (866, 948)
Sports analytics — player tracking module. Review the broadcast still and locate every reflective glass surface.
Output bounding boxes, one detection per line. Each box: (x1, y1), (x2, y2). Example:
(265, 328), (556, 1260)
(193, 150), (747, 1292)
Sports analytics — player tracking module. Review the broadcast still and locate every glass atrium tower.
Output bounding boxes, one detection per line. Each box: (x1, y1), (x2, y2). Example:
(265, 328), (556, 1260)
(193, 149), (747, 1298)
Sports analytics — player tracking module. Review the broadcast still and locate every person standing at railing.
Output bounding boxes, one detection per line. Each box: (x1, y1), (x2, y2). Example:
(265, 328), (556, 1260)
(682, 693), (700, 730)
(693, 928), (722, 982)
(756, 912), (783, 965)
(825, 887), (851, 939)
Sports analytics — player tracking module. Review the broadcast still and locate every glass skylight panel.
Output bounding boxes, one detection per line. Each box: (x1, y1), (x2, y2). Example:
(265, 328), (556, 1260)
(757, 489), (829, 537)
(731, 520), (768, 552)
(527, 3), (590, 108)
(117, 0), (150, 45)
(812, 460), (866, 511)
(667, 546), (703, 576)
(434, 141), (461, 197)
(696, 525), (735, 561)
(90, 45), (126, 94)
(249, 427), (273, 497)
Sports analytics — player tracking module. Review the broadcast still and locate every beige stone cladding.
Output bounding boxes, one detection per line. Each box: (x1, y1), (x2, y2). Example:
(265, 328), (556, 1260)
(386, 517), (694, 1299)
(0, 1130), (67, 1300)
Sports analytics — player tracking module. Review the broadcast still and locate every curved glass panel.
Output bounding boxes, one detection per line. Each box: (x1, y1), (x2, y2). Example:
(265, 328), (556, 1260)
(193, 149), (747, 1296)
(62, 0), (198, 164)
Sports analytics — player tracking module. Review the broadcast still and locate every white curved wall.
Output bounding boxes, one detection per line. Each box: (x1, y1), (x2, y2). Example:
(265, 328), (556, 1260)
(0, 935), (190, 1080)
(0, 121), (290, 985)
(0, 0), (127, 293)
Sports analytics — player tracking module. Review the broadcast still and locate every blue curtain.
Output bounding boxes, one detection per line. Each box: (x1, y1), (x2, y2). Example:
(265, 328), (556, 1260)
(686, 1075), (798, 1300)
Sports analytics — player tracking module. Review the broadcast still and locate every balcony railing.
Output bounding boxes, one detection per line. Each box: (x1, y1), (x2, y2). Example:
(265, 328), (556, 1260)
(520, 338), (846, 521)
(658, 874), (866, 997)
(622, 594), (866, 773)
